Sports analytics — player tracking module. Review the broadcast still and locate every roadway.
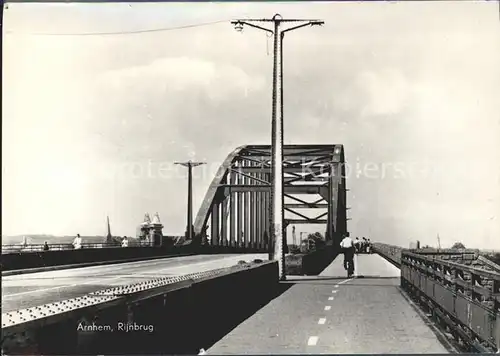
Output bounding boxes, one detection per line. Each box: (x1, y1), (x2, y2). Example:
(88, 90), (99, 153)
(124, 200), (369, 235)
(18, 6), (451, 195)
(2, 253), (267, 313)
(207, 254), (454, 354)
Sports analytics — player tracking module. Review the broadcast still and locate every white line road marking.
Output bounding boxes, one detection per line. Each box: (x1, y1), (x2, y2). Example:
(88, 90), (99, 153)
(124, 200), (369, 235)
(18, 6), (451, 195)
(334, 285), (339, 288)
(332, 290), (338, 293)
(328, 296), (334, 300)
(324, 306), (331, 311)
(307, 336), (319, 346)
(338, 278), (353, 285)
(318, 318), (326, 325)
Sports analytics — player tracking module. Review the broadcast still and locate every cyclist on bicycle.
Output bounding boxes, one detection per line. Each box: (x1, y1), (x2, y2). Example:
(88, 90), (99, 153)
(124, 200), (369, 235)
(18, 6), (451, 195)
(340, 234), (355, 277)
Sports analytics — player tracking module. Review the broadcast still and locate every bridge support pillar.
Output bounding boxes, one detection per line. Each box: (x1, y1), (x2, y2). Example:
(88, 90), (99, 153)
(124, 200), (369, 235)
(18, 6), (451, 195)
(256, 172), (262, 249)
(211, 203), (219, 246)
(328, 162), (344, 247)
(237, 165), (243, 248)
(221, 196), (228, 246)
(249, 162), (256, 248)
(264, 173), (271, 250)
(243, 161), (249, 248)
(230, 173), (236, 247)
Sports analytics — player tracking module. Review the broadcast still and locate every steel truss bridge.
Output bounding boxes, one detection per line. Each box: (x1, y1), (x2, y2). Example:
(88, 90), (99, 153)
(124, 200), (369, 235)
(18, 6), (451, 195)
(1, 144), (499, 355)
(193, 144), (348, 248)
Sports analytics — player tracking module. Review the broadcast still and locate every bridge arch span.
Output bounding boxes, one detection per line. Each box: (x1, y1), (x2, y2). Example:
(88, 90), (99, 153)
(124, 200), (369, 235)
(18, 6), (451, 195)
(193, 144), (347, 249)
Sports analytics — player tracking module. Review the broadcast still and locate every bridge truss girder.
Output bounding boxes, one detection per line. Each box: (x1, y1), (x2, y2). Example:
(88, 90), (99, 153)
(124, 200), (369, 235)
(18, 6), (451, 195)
(194, 144), (348, 249)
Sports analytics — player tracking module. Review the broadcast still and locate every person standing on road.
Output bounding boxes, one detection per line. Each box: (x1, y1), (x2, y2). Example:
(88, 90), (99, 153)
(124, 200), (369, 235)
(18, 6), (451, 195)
(73, 234), (82, 249)
(340, 234), (355, 277)
(361, 237), (368, 253)
(121, 236), (129, 247)
(354, 237), (361, 253)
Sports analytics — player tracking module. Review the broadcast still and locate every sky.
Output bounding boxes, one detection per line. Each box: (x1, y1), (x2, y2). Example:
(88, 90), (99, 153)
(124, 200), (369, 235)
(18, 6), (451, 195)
(2, 1), (500, 249)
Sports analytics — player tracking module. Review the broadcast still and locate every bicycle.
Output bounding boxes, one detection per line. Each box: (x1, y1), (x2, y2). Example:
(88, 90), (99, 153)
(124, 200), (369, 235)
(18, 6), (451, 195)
(345, 259), (354, 278)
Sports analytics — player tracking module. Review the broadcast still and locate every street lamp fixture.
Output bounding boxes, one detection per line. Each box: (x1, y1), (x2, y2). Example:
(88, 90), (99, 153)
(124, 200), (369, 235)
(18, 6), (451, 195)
(234, 22), (244, 32)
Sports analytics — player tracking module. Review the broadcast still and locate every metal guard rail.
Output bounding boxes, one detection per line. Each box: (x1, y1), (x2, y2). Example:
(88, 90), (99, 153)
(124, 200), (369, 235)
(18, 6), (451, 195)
(372, 243), (481, 268)
(1, 241), (154, 253)
(401, 250), (500, 352)
(371, 243), (403, 266)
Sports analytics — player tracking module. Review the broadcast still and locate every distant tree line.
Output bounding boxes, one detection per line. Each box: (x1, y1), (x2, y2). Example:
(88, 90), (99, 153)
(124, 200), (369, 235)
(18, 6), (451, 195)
(419, 241), (499, 266)
(485, 253), (500, 266)
(451, 242), (466, 249)
(419, 242), (467, 250)
(288, 232), (325, 255)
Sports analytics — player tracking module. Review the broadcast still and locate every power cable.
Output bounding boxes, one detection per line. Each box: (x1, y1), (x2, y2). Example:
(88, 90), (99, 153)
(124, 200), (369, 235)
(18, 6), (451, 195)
(5, 19), (230, 36)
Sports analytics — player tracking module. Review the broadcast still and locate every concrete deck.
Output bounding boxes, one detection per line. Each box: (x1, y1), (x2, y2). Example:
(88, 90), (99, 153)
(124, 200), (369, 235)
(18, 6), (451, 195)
(207, 254), (450, 354)
(2, 254), (267, 312)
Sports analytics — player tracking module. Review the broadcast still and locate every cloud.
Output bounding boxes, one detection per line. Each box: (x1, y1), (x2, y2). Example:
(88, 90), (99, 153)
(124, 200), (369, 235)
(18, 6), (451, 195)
(91, 56), (269, 164)
(99, 56), (266, 103)
(358, 69), (410, 117)
(3, 2), (500, 249)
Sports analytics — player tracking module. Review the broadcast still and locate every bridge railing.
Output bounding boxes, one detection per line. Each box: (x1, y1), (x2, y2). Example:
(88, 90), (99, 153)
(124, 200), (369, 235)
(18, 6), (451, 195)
(1, 241), (157, 254)
(371, 243), (403, 266)
(372, 243), (481, 268)
(401, 250), (500, 353)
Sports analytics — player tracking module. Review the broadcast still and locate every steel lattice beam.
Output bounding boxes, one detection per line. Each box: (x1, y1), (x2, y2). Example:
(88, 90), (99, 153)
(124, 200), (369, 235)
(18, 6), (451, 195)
(193, 144), (348, 249)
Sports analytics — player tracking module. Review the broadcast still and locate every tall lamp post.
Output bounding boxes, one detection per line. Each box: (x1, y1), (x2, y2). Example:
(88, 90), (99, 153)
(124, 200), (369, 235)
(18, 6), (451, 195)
(231, 14), (324, 280)
(174, 160), (206, 241)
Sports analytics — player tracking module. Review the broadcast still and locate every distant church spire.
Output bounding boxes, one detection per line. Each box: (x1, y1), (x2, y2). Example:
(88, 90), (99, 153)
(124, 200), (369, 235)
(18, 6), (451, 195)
(106, 216), (113, 243)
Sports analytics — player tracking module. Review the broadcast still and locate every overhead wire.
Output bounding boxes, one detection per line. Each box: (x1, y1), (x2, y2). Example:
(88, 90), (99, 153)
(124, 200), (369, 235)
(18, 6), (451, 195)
(4, 19), (231, 36)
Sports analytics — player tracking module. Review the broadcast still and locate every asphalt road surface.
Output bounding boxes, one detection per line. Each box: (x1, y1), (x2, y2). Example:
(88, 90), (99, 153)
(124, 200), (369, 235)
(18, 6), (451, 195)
(207, 254), (452, 354)
(2, 254), (267, 313)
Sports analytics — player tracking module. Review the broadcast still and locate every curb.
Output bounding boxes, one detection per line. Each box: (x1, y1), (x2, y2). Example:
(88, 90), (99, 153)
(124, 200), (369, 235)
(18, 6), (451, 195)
(398, 286), (460, 354)
(2, 253), (195, 276)
(373, 250), (401, 268)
